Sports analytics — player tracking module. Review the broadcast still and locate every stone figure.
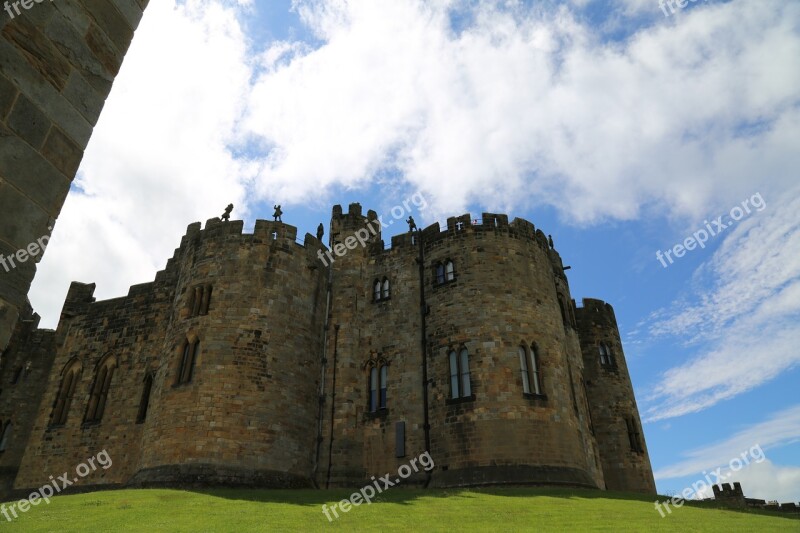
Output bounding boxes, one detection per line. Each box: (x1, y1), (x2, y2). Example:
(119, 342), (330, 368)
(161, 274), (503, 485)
(317, 223), (324, 241)
(221, 204), (233, 222)
(406, 216), (417, 232)
(273, 205), (283, 222)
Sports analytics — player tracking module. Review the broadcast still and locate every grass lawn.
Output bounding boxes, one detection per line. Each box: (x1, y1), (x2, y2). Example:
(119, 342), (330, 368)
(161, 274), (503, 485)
(1, 487), (797, 532)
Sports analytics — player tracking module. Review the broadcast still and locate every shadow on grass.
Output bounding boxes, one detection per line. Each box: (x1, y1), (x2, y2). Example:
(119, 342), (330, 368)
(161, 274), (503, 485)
(184, 485), (799, 521)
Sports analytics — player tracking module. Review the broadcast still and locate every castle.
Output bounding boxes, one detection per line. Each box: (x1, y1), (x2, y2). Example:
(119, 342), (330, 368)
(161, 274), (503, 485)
(0, 203), (656, 496)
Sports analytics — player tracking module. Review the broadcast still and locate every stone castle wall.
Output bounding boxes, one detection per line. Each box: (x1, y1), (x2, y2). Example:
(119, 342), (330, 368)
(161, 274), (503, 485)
(0, 207), (655, 495)
(0, 304), (56, 495)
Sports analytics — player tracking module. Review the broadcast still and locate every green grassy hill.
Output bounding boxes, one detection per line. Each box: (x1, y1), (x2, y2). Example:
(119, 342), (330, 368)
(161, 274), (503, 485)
(1, 487), (797, 532)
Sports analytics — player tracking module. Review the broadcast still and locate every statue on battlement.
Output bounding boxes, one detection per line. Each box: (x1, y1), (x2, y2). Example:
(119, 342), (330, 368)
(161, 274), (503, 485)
(221, 204), (233, 222)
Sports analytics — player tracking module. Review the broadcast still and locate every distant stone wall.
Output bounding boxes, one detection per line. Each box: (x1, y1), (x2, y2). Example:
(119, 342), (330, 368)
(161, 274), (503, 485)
(0, 0), (149, 352)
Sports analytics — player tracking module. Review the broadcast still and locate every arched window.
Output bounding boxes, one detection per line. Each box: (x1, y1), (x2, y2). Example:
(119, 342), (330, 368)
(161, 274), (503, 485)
(445, 260), (455, 282)
(368, 363), (388, 412)
(52, 360), (80, 426)
(529, 344), (542, 395)
(379, 365), (388, 409)
(519, 346), (531, 394)
(137, 373), (154, 423)
(373, 280), (382, 302)
(189, 284), (213, 317)
(85, 355), (116, 424)
(435, 263), (445, 285)
(177, 339), (199, 384)
(369, 366), (378, 412)
(449, 348), (471, 399)
(0, 422), (11, 452)
(599, 343), (615, 368)
(626, 416), (643, 453)
(519, 344), (543, 396)
(382, 278), (390, 300)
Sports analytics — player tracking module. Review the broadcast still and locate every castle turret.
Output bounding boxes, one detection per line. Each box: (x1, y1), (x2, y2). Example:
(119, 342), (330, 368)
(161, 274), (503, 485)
(319, 208), (605, 489)
(575, 298), (656, 493)
(135, 217), (328, 487)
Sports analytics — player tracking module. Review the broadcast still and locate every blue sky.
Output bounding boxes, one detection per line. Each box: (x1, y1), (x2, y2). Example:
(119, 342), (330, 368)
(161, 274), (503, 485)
(33, 0), (800, 502)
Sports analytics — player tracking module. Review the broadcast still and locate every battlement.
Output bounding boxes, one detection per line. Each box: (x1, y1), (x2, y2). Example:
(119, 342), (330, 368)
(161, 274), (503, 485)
(575, 298), (617, 327)
(180, 218), (321, 248)
(57, 217), (330, 318)
(713, 482), (744, 500)
(331, 206), (563, 262)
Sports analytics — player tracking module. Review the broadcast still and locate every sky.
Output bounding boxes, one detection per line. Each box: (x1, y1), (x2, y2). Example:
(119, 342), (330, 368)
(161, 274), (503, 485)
(28, 0), (800, 503)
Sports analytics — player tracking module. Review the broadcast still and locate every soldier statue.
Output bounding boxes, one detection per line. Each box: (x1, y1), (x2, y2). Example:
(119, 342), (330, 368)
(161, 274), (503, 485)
(221, 203), (233, 222)
(316, 223), (324, 241)
(273, 205), (283, 222)
(406, 216), (417, 232)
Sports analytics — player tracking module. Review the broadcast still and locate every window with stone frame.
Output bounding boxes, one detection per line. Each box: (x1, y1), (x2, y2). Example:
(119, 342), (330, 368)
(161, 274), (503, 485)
(599, 343), (616, 369)
(137, 372), (154, 423)
(449, 347), (472, 399)
(84, 354), (117, 424)
(188, 284), (213, 317)
(51, 359), (81, 426)
(367, 358), (389, 412)
(626, 416), (644, 453)
(519, 343), (543, 396)
(0, 422), (11, 452)
(176, 338), (200, 385)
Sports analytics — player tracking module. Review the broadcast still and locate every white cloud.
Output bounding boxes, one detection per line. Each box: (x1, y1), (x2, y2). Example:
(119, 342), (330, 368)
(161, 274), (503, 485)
(655, 404), (800, 502)
(643, 189), (800, 420)
(28, 0), (800, 335)
(243, 0), (800, 222)
(29, 0), (254, 328)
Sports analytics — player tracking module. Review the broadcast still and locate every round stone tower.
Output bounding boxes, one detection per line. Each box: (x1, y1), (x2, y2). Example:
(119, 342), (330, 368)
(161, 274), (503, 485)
(132, 218), (328, 487)
(421, 214), (604, 488)
(575, 298), (656, 493)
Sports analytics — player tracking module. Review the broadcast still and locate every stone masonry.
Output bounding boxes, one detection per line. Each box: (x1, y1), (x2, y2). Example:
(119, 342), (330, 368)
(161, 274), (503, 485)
(0, 0), (150, 354)
(0, 204), (656, 496)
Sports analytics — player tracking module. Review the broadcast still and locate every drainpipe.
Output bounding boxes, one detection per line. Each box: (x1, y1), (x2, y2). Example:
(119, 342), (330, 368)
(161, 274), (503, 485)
(416, 229), (432, 487)
(312, 257), (333, 488)
(325, 324), (340, 489)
